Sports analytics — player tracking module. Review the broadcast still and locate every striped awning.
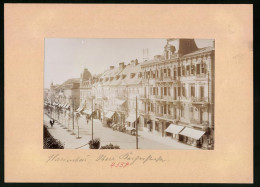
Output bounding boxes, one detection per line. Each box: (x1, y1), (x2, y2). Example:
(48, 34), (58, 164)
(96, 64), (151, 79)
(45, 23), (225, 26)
(126, 115), (138, 123)
(83, 109), (92, 115)
(76, 107), (84, 112)
(165, 124), (184, 134)
(179, 127), (205, 140)
(105, 111), (115, 119)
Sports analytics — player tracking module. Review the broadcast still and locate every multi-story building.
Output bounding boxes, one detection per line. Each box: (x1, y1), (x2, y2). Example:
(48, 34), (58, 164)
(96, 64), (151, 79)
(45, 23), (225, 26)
(45, 38), (214, 149)
(47, 78), (80, 127)
(139, 39), (214, 149)
(78, 68), (92, 112)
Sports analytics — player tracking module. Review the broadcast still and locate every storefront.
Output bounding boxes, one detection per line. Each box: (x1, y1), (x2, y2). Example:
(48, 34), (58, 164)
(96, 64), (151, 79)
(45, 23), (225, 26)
(125, 115), (139, 128)
(179, 127), (206, 147)
(164, 124), (185, 139)
(104, 111), (116, 126)
(82, 108), (93, 119)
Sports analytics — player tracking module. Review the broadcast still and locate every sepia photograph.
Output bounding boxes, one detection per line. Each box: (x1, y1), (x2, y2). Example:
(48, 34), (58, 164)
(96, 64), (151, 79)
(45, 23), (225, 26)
(43, 38), (215, 150)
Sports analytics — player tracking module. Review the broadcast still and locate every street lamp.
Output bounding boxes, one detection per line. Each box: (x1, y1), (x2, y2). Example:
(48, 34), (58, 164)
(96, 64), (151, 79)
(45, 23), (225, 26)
(70, 96), (76, 135)
(91, 95), (96, 142)
(136, 95), (138, 149)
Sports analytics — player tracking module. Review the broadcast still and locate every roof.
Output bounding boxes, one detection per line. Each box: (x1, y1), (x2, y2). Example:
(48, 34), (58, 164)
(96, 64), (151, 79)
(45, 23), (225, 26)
(99, 67), (123, 79)
(181, 47), (214, 58)
(140, 58), (161, 67)
(62, 78), (80, 85)
(115, 63), (142, 86)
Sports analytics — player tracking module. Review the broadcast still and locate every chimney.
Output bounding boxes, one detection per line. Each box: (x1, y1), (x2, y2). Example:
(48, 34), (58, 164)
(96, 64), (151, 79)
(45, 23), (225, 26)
(131, 59), (138, 66)
(110, 66), (114, 70)
(119, 62), (125, 70)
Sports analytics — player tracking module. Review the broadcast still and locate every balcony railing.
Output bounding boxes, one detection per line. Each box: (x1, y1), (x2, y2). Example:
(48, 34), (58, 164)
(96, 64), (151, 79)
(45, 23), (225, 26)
(190, 118), (201, 124)
(190, 119), (209, 126)
(155, 76), (178, 82)
(191, 97), (208, 103)
(155, 113), (177, 120)
(139, 94), (148, 100)
(152, 95), (178, 102)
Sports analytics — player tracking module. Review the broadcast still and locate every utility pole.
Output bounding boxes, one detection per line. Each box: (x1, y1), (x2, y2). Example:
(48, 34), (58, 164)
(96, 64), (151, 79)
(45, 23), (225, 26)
(136, 96), (138, 149)
(91, 96), (94, 142)
(71, 97), (76, 135)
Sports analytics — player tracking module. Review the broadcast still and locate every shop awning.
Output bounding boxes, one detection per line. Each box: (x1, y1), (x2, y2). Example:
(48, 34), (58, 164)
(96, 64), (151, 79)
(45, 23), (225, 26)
(165, 124), (184, 134)
(76, 107), (84, 112)
(65, 104), (70, 109)
(179, 127), (205, 140)
(105, 111), (115, 119)
(125, 126), (136, 131)
(83, 109), (92, 115)
(126, 115), (138, 123)
(115, 99), (126, 106)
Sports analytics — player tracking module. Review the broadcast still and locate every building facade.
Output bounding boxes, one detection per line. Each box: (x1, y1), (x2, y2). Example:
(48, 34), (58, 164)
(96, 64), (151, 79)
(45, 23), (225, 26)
(139, 39), (214, 149)
(45, 38), (214, 149)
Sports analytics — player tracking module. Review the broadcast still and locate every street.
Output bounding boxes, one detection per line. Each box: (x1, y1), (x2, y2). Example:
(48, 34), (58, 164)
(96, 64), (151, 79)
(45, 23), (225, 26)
(44, 114), (198, 150)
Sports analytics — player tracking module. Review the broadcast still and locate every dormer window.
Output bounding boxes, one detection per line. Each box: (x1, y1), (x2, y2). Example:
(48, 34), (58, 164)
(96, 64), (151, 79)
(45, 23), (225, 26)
(116, 75), (120, 80)
(105, 78), (109, 82)
(110, 77), (114, 81)
(131, 73), (136, 78)
(122, 74), (127, 79)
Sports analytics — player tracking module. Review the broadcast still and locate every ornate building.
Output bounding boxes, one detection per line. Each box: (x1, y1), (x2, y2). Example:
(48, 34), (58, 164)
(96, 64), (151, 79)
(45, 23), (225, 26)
(139, 39), (214, 149)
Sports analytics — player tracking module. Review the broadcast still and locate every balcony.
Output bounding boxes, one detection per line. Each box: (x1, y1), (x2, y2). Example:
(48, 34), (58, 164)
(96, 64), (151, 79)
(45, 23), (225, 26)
(155, 113), (177, 121)
(190, 119), (209, 128)
(139, 94), (148, 101)
(152, 95), (179, 103)
(191, 97), (209, 107)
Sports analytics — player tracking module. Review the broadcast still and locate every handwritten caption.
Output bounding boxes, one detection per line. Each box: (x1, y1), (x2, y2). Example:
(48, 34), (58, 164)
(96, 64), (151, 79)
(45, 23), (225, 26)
(46, 152), (167, 168)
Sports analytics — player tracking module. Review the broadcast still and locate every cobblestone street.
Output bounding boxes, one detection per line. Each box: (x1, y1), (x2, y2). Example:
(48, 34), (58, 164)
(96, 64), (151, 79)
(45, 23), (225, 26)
(44, 114), (199, 150)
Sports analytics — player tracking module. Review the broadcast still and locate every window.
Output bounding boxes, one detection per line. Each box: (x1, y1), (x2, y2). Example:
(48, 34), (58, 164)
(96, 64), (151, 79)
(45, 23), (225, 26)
(168, 105), (171, 115)
(168, 69), (171, 77)
(178, 87), (181, 97)
(168, 87), (171, 96)
(182, 86), (186, 97)
(186, 66), (190, 75)
(200, 86), (204, 98)
(164, 105), (167, 114)
(151, 103), (154, 112)
(201, 63), (206, 74)
(174, 68), (177, 78)
(181, 107), (184, 117)
(191, 86), (195, 97)
(191, 65), (195, 75)
(164, 87), (167, 96)
(152, 71), (156, 78)
(182, 66), (185, 76)
(196, 64), (200, 74)
(178, 67), (181, 76)
(155, 123), (159, 131)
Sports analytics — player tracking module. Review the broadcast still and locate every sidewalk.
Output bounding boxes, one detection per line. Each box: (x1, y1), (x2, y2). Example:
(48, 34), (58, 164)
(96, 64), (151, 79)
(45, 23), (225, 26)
(44, 114), (91, 149)
(138, 130), (199, 150)
(44, 113), (199, 150)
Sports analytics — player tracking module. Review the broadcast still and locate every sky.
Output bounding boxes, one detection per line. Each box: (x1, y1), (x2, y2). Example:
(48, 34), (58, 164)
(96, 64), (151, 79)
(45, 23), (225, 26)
(44, 38), (214, 88)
